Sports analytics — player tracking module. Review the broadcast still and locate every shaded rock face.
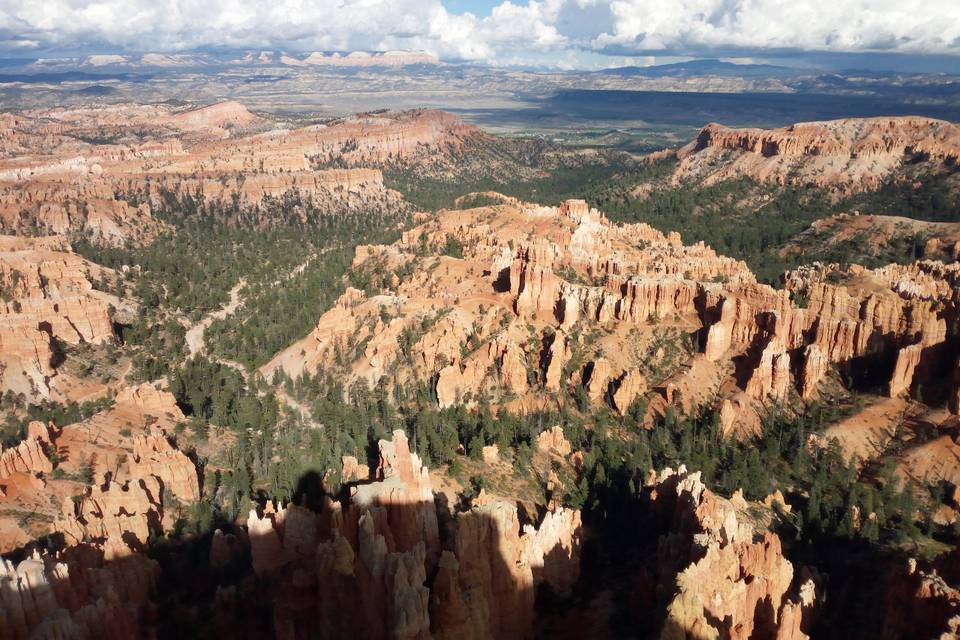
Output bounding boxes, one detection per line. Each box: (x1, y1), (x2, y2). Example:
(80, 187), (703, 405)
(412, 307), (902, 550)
(650, 467), (814, 640)
(0, 544), (159, 640)
(676, 117), (960, 194)
(0, 450), (827, 640)
(240, 430), (585, 640)
(882, 555), (960, 640)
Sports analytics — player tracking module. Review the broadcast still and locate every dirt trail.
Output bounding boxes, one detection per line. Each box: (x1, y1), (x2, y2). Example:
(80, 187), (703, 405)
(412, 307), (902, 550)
(184, 278), (246, 358)
(180, 255), (324, 424)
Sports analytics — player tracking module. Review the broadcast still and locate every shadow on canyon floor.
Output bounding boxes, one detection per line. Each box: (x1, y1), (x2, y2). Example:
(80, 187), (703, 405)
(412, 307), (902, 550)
(1, 466), (932, 640)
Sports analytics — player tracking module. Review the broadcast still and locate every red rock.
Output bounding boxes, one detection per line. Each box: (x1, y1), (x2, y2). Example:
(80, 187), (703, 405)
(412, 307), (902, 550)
(0, 436), (52, 478)
(676, 117), (960, 194)
(799, 345), (828, 400)
(745, 341), (791, 400)
(131, 431), (200, 502)
(536, 426), (572, 457)
(889, 343), (923, 398)
(543, 331), (569, 392)
(585, 357), (612, 403)
(612, 368), (648, 415)
(653, 467), (811, 640)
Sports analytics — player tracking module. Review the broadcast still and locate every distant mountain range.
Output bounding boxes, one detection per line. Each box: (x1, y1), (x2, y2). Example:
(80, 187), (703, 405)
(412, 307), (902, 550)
(15, 49), (441, 71)
(594, 58), (804, 78)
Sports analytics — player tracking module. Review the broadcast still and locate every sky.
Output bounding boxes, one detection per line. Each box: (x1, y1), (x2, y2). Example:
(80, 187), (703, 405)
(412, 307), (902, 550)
(2, 0), (959, 71)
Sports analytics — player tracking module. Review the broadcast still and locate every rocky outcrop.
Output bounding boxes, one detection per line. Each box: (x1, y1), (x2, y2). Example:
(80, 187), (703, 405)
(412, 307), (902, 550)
(0, 436), (52, 478)
(164, 100), (262, 131)
(247, 506), (285, 577)
(799, 345), (828, 400)
(882, 556), (960, 640)
(889, 344), (923, 398)
(703, 259), (957, 417)
(745, 341), (791, 400)
(543, 331), (569, 392)
(240, 430), (585, 639)
(0, 235), (117, 399)
(652, 467), (813, 640)
(1, 385), (197, 554)
(0, 105), (488, 245)
(131, 431), (200, 502)
(676, 117), (960, 193)
(434, 499), (582, 640)
(0, 546), (159, 640)
(585, 357), (612, 403)
(55, 479), (159, 548)
(612, 368), (648, 415)
(536, 426), (573, 457)
(359, 429), (441, 560)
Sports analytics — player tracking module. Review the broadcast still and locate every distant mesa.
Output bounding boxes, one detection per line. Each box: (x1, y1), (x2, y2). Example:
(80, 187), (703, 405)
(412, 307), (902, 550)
(138, 53), (202, 67)
(165, 100), (263, 130)
(286, 50), (439, 68)
(62, 49), (437, 70)
(81, 54), (129, 67)
(74, 85), (116, 96)
(673, 116), (960, 194)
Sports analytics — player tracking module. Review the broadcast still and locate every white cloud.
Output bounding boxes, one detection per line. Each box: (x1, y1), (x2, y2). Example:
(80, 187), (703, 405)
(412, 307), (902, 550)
(597, 0), (960, 55)
(0, 0), (958, 66)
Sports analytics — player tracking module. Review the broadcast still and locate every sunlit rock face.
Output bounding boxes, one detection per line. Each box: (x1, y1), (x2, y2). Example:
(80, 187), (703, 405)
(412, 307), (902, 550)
(0, 235), (117, 400)
(675, 117), (960, 194)
(0, 382), (196, 554)
(0, 104), (487, 245)
(650, 467), (814, 640)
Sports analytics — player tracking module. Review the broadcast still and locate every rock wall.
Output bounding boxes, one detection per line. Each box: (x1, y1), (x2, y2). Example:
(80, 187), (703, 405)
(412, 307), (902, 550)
(0, 545), (158, 640)
(245, 429), (584, 640)
(0, 105), (481, 244)
(676, 117), (960, 193)
(650, 467), (814, 640)
(0, 235), (116, 399)
(703, 260), (959, 435)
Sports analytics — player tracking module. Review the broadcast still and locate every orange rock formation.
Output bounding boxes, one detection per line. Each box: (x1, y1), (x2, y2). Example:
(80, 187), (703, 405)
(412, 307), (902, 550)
(0, 105), (485, 244)
(676, 117), (960, 194)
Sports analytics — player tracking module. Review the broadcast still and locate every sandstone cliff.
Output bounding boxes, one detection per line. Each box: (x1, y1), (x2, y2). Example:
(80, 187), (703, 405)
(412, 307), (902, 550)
(245, 429), (584, 639)
(0, 235), (118, 399)
(651, 467), (814, 639)
(675, 117), (960, 194)
(0, 105), (489, 243)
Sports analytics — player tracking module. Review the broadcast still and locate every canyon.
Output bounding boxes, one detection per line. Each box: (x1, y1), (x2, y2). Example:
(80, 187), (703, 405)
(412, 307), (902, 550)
(1, 102), (960, 639)
(265, 195), (960, 454)
(0, 103), (522, 244)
